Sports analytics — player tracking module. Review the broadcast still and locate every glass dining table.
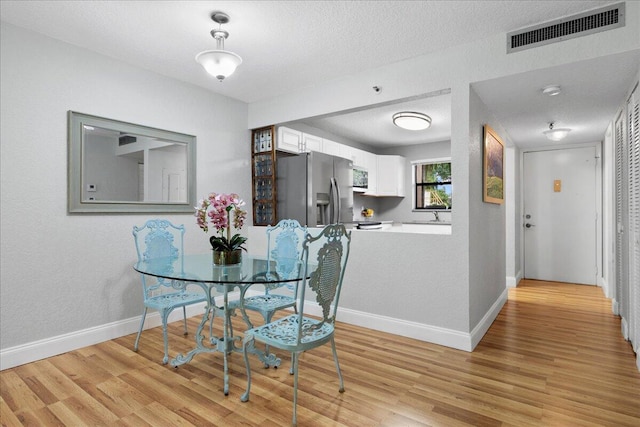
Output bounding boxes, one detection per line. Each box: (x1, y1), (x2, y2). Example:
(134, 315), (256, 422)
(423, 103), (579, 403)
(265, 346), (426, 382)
(133, 253), (311, 395)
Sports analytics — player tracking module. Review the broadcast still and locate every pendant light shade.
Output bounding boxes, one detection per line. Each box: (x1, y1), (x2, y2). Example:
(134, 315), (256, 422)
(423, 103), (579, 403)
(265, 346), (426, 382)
(392, 112), (432, 130)
(196, 12), (242, 82)
(543, 122), (571, 141)
(196, 49), (242, 81)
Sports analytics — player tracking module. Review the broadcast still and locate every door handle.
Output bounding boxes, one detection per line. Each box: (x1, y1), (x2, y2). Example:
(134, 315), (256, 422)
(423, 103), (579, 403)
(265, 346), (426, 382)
(525, 223), (535, 228)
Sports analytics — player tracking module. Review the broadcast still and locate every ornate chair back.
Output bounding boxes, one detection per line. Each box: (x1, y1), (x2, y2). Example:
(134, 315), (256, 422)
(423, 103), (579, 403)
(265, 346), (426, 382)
(296, 223), (351, 345)
(133, 219), (184, 299)
(132, 219), (206, 364)
(265, 218), (308, 293)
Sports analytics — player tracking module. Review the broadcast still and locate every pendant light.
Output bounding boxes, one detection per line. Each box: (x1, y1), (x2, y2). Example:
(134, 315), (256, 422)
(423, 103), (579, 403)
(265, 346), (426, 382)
(543, 122), (571, 141)
(196, 12), (242, 82)
(392, 112), (432, 130)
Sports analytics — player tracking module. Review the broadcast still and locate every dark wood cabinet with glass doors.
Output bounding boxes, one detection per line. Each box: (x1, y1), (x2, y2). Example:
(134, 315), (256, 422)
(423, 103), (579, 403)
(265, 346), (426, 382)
(251, 126), (277, 226)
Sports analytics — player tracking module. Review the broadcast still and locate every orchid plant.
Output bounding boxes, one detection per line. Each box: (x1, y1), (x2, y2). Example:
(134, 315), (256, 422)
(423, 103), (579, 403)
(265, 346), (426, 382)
(195, 193), (248, 252)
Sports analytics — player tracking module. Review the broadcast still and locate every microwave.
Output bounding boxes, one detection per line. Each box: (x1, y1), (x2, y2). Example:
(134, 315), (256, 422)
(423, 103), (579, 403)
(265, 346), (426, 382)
(353, 167), (368, 192)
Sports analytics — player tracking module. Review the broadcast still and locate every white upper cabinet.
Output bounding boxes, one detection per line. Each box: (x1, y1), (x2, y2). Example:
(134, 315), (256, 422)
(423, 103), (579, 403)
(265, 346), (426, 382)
(301, 133), (323, 152)
(322, 138), (341, 157)
(339, 145), (367, 167)
(276, 127), (302, 154)
(338, 144), (354, 161)
(376, 155), (406, 197)
(363, 151), (377, 195)
(275, 127), (404, 197)
(351, 148), (367, 168)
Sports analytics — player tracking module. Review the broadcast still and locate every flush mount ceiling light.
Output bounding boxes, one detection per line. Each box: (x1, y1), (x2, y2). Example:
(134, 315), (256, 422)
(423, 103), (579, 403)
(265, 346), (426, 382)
(392, 112), (432, 131)
(543, 122), (571, 141)
(195, 12), (242, 82)
(541, 85), (562, 96)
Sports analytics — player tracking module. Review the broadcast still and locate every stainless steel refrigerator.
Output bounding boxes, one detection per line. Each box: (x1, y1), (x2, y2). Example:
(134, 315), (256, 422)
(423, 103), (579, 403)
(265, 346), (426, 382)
(277, 151), (353, 226)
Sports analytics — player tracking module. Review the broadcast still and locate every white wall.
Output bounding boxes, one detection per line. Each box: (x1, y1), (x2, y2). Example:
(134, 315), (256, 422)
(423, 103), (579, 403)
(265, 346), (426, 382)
(467, 88), (507, 330)
(0, 23), (250, 353)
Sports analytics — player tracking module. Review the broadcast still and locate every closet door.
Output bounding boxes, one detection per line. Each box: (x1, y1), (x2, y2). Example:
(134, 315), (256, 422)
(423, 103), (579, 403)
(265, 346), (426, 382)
(615, 110), (629, 327)
(627, 86), (639, 352)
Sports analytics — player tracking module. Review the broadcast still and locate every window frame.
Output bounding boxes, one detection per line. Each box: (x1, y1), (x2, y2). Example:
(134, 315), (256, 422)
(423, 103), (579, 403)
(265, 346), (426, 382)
(412, 157), (452, 211)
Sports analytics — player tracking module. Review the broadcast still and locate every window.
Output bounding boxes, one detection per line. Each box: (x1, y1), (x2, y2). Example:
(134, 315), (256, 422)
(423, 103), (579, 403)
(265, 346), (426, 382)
(414, 159), (452, 210)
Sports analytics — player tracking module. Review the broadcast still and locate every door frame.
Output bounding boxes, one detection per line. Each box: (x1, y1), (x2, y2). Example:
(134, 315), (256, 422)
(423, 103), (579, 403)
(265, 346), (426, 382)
(518, 141), (603, 286)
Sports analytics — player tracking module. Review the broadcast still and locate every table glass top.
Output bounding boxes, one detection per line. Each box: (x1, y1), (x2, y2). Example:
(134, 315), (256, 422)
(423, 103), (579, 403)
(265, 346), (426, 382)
(134, 253), (310, 284)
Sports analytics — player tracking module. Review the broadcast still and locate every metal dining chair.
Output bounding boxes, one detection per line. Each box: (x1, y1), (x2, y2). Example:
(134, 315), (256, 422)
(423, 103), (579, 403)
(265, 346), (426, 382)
(241, 223), (351, 426)
(230, 219), (307, 333)
(132, 219), (207, 364)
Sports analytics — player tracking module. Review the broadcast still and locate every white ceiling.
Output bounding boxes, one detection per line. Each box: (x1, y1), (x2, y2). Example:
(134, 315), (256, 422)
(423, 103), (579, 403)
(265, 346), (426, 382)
(1, 1), (638, 149)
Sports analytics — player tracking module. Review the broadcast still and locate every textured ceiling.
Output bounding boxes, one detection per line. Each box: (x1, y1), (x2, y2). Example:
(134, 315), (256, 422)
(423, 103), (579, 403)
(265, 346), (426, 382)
(1, 0), (637, 148)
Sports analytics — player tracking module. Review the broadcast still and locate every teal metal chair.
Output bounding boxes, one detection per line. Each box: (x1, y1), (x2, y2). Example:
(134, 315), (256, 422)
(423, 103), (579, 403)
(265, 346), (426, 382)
(132, 219), (207, 364)
(241, 223), (351, 425)
(230, 219), (307, 330)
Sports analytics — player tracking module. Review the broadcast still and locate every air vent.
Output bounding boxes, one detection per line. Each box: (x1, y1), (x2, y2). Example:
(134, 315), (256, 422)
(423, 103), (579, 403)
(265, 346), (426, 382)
(119, 135), (136, 145)
(507, 3), (624, 53)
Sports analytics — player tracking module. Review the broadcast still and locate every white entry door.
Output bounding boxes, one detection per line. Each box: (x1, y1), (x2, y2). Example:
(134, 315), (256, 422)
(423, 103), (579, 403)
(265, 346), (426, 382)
(523, 146), (597, 285)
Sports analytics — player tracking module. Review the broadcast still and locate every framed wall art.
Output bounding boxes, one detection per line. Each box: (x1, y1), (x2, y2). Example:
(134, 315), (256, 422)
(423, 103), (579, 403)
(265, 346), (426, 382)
(483, 125), (504, 204)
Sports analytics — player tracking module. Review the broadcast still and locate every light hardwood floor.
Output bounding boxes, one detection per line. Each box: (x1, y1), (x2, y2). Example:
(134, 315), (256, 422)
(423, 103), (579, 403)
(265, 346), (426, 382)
(2, 279), (639, 426)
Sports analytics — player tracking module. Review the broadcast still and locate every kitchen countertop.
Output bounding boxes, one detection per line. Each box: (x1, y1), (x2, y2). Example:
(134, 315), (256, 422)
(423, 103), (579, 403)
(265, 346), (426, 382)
(349, 220), (452, 234)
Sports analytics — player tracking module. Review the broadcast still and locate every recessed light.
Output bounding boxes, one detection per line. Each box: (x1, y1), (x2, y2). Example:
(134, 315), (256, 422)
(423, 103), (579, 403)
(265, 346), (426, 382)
(542, 85), (561, 96)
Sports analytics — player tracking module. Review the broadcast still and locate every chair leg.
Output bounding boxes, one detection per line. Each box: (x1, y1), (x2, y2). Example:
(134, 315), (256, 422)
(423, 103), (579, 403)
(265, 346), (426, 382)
(289, 352), (295, 375)
(263, 311), (274, 365)
(160, 309), (171, 365)
(330, 337), (345, 393)
(134, 307), (148, 352)
(240, 335), (254, 403)
(182, 306), (188, 335)
(292, 352), (299, 426)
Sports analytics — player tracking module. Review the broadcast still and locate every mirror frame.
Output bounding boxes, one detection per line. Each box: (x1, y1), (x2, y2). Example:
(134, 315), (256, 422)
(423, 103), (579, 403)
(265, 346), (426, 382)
(68, 111), (197, 213)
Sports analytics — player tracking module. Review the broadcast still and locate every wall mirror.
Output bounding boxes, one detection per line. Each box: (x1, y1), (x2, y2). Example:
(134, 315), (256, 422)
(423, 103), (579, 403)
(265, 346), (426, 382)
(68, 111), (196, 213)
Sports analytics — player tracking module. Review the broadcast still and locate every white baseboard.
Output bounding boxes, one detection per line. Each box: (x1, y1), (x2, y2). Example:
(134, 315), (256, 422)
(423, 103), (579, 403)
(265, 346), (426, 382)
(0, 302), (207, 371)
(506, 271), (522, 288)
(1, 290), (507, 369)
(599, 276), (610, 297)
(622, 317), (629, 340)
(470, 288), (508, 350)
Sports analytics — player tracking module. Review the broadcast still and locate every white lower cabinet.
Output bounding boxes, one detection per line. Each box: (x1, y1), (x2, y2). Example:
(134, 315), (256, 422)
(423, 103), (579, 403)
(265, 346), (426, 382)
(376, 155), (406, 197)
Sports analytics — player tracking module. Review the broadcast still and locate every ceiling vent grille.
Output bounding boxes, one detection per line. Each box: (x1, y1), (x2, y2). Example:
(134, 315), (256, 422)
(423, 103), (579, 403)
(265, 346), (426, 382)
(507, 2), (624, 53)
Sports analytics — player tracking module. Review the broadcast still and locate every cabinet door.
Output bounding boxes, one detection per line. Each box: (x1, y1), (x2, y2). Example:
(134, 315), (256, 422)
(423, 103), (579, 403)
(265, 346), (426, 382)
(351, 147), (366, 167)
(252, 126), (277, 226)
(322, 138), (341, 157)
(376, 155), (406, 197)
(339, 144), (355, 161)
(276, 127), (302, 154)
(302, 133), (323, 152)
(363, 151), (377, 195)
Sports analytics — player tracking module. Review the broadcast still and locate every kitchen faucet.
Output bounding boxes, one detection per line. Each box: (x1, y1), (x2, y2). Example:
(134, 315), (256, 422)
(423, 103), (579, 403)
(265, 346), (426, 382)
(432, 211), (440, 222)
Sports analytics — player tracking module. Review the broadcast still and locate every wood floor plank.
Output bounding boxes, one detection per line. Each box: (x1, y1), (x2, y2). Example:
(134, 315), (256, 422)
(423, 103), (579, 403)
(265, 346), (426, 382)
(1, 279), (639, 426)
